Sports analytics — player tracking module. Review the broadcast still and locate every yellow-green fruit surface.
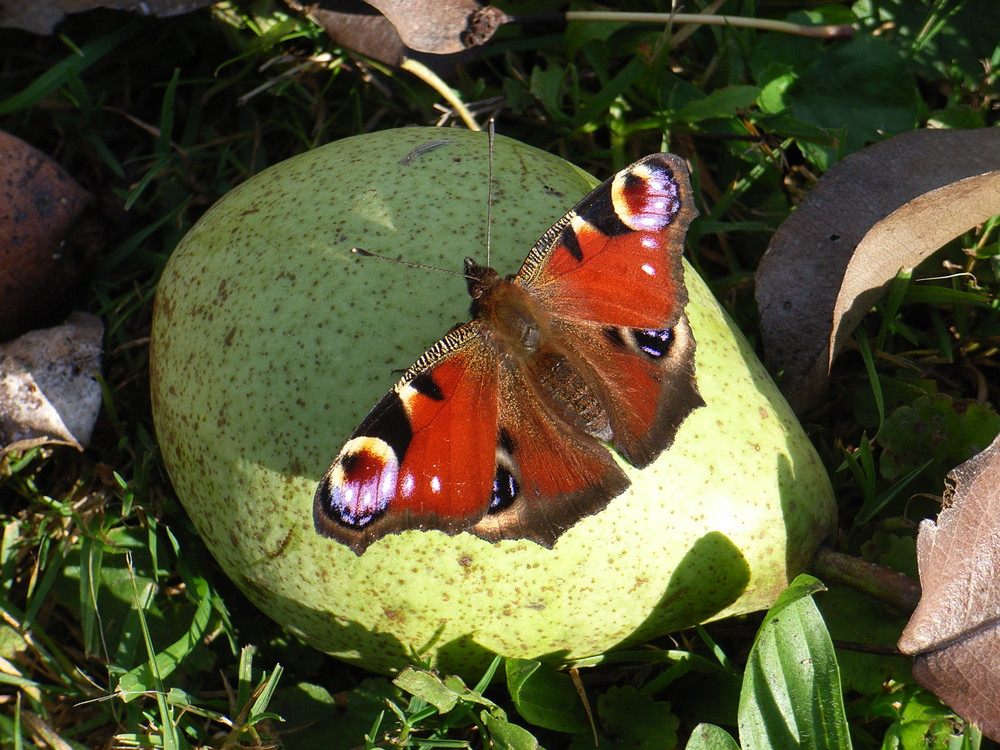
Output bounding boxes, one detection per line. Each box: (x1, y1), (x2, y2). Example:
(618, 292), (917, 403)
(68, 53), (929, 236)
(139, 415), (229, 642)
(150, 127), (836, 677)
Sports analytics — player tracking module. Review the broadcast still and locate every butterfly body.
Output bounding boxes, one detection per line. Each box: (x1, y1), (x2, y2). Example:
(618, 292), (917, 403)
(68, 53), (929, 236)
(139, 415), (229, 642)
(315, 153), (704, 554)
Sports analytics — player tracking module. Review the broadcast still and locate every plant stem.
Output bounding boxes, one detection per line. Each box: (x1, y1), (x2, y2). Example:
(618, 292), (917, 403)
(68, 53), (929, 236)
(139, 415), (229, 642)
(559, 11), (854, 39)
(400, 57), (481, 131)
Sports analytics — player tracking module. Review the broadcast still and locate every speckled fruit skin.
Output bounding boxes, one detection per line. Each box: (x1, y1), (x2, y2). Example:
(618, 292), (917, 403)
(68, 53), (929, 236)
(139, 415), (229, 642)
(150, 128), (836, 677)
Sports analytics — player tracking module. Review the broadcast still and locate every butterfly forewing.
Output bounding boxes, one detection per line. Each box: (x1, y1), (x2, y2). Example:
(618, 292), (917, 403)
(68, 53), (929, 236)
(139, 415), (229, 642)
(314, 325), (501, 554)
(517, 154), (695, 330)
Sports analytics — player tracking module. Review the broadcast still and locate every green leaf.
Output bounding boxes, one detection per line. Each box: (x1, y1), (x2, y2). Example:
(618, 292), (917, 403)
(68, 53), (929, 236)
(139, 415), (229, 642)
(482, 709), (541, 750)
(506, 659), (590, 733)
(116, 589), (214, 704)
(899, 688), (974, 749)
(738, 575), (851, 750)
(878, 394), (1000, 482)
(249, 663), (284, 723)
(576, 685), (679, 750)
(673, 86), (761, 125)
(685, 723), (741, 750)
(751, 32), (917, 168)
(530, 62), (570, 120)
(571, 55), (647, 131)
(0, 24), (138, 115)
(393, 668), (461, 713)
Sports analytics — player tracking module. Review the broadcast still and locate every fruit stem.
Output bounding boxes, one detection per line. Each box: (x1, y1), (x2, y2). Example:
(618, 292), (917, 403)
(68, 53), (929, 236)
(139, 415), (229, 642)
(810, 546), (921, 614)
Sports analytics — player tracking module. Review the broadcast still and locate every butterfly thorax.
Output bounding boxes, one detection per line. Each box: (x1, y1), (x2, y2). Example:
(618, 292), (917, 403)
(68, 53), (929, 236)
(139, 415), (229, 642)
(463, 257), (611, 440)
(465, 257), (545, 352)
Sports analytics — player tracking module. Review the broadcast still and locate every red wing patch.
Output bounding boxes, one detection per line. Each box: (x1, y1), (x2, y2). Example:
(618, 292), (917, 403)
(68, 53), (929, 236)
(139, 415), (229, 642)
(516, 154), (696, 330)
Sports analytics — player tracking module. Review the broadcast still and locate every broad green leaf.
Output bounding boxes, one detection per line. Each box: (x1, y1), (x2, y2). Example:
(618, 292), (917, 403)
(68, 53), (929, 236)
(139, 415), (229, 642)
(751, 32), (917, 169)
(739, 575), (850, 750)
(505, 659), (590, 733)
(530, 62), (570, 120)
(442, 674), (495, 707)
(878, 395), (1000, 483)
(685, 723), (741, 750)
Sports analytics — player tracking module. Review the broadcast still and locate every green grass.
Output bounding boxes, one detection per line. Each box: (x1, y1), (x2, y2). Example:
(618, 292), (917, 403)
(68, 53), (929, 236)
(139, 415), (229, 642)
(1, 0), (998, 747)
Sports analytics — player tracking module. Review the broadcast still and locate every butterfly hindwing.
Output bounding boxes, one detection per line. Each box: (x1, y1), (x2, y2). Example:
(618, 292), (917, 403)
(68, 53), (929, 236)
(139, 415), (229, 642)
(469, 357), (630, 547)
(553, 314), (701, 468)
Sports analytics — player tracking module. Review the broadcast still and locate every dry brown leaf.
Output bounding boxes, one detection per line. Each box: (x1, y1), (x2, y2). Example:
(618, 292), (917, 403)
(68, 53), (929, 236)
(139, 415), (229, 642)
(0, 131), (93, 342)
(756, 128), (1000, 412)
(897, 432), (1000, 740)
(296, 0), (507, 68)
(363, 0), (507, 54)
(0, 0), (215, 34)
(0, 313), (104, 457)
(301, 3), (408, 68)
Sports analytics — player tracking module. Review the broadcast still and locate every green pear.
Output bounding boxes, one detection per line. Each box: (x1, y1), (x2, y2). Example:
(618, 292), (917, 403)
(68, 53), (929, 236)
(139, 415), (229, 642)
(150, 127), (835, 676)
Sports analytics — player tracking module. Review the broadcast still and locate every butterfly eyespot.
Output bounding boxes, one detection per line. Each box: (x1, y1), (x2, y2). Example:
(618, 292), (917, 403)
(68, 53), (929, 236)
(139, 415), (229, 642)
(319, 437), (398, 528)
(614, 161), (683, 232)
(489, 465), (519, 512)
(634, 328), (673, 359)
(490, 429), (520, 512)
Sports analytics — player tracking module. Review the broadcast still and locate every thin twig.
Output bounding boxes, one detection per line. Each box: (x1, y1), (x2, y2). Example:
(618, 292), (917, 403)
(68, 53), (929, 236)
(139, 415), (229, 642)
(551, 11), (854, 39)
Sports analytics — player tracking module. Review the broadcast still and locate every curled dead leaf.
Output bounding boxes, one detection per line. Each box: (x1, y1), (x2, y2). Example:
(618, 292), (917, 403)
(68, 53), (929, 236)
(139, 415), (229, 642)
(897, 432), (1000, 740)
(756, 128), (1000, 412)
(364, 0), (507, 54)
(0, 313), (104, 457)
(291, 0), (507, 68)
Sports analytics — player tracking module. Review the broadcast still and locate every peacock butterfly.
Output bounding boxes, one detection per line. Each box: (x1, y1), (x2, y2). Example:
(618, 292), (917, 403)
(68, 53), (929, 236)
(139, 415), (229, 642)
(314, 153), (704, 554)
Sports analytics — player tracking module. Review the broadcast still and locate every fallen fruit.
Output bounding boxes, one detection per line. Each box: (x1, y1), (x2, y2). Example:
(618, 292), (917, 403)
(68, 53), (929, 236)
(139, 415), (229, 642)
(150, 127), (836, 676)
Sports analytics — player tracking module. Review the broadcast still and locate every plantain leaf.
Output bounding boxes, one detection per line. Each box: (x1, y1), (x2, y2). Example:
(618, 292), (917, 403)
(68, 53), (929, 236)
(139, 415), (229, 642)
(738, 575), (851, 750)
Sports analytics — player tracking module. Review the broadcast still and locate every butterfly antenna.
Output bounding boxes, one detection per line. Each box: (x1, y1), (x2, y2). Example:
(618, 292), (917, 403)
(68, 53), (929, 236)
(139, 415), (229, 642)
(486, 119), (496, 267)
(350, 247), (470, 278)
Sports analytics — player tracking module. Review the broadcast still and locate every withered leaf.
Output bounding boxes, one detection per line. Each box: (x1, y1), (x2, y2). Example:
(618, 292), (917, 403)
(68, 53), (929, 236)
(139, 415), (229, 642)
(897, 432), (1000, 740)
(756, 128), (1000, 412)
(296, 0), (507, 68)
(0, 130), (93, 342)
(305, 4), (408, 68)
(0, 313), (104, 457)
(0, 0), (215, 35)
(363, 0), (507, 54)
